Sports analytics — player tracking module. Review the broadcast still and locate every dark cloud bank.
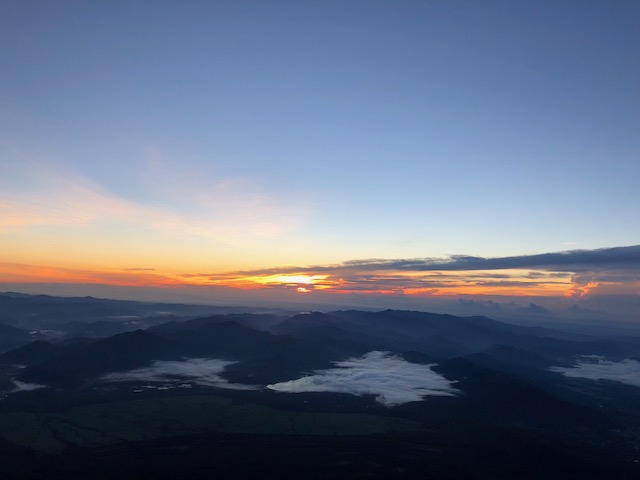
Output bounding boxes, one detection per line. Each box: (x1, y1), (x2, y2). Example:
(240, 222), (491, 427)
(205, 245), (640, 277)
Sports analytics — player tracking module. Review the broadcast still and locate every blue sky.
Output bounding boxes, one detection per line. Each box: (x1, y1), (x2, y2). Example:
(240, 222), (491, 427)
(1, 1), (639, 312)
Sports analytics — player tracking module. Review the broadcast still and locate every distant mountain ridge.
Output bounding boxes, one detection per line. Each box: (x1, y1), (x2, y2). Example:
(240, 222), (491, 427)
(3, 303), (639, 397)
(1, 294), (640, 478)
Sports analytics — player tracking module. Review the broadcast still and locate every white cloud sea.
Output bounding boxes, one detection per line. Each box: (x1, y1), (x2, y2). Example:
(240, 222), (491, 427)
(267, 351), (458, 407)
(550, 356), (640, 387)
(102, 358), (257, 390)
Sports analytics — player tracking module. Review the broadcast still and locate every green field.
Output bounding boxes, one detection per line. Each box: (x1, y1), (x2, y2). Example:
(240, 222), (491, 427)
(0, 395), (422, 453)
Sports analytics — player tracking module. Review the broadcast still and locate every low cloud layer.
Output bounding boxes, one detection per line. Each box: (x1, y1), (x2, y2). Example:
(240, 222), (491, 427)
(267, 351), (458, 407)
(10, 379), (46, 393)
(102, 358), (257, 390)
(550, 356), (640, 387)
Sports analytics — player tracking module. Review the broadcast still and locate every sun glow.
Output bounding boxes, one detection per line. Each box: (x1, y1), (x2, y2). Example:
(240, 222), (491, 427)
(257, 274), (338, 292)
(260, 274), (327, 285)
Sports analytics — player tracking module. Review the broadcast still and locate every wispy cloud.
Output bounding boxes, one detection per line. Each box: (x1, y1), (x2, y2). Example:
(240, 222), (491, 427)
(141, 147), (308, 239)
(0, 143), (135, 228)
(0, 142), (306, 243)
(267, 351), (458, 407)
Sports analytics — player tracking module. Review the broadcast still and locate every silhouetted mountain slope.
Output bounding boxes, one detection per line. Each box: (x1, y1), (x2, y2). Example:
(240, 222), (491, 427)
(0, 323), (31, 338)
(0, 323), (46, 353)
(156, 320), (277, 355)
(270, 311), (337, 333)
(19, 330), (186, 387)
(222, 334), (334, 384)
(0, 341), (61, 366)
(400, 350), (439, 365)
(0, 292), (239, 331)
(149, 313), (283, 334)
(475, 343), (562, 366)
(500, 335), (640, 364)
(5, 319), (335, 388)
(417, 335), (472, 359)
(0, 294), (140, 326)
(270, 314), (387, 357)
(2, 298), (640, 479)
(327, 310), (521, 351)
(7, 305), (639, 394)
(431, 358), (612, 433)
(58, 320), (131, 338)
(157, 320), (335, 383)
(277, 310), (569, 359)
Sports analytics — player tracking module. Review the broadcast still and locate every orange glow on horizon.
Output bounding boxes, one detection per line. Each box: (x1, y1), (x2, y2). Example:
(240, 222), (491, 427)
(252, 274), (329, 285)
(0, 262), (185, 287)
(0, 262), (607, 300)
(325, 284), (570, 297)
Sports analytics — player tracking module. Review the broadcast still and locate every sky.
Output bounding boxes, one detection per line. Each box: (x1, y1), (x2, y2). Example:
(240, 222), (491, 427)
(1, 1), (639, 321)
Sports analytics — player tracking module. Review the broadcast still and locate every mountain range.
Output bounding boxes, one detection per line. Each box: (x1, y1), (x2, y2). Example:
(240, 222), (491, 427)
(0, 292), (639, 479)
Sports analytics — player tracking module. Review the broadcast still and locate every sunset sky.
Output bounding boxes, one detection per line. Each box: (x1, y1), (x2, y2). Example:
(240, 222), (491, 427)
(1, 1), (639, 319)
